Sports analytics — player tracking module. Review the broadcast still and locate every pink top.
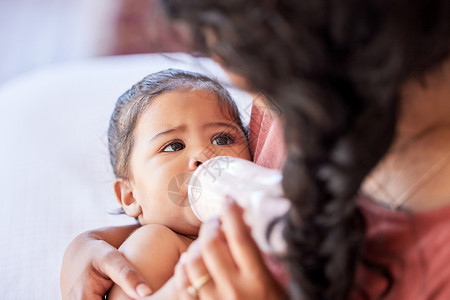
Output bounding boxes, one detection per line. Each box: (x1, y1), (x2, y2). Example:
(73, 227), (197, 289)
(249, 103), (450, 299)
(248, 100), (286, 170)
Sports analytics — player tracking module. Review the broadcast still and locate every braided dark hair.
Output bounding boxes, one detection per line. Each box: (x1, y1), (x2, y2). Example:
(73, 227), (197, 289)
(163, 1), (450, 299)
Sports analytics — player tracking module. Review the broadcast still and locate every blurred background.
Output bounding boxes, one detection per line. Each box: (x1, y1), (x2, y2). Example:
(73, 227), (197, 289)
(0, 2), (204, 298)
(0, 0), (188, 84)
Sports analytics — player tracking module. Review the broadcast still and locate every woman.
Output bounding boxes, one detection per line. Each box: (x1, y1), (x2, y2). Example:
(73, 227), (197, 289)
(61, 0), (450, 299)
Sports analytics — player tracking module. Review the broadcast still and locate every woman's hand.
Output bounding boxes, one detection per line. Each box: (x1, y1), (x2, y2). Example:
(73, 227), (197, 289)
(170, 199), (285, 300)
(60, 225), (152, 300)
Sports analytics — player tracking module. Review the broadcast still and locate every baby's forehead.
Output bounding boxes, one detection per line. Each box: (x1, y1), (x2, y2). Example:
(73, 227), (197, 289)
(143, 87), (235, 117)
(140, 89), (242, 130)
(150, 87), (232, 112)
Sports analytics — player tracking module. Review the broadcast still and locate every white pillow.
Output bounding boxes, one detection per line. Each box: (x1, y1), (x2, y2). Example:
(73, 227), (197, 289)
(0, 53), (252, 300)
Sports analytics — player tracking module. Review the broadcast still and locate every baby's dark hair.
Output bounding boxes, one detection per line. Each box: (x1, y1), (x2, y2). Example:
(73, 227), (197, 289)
(108, 68), (246, 179)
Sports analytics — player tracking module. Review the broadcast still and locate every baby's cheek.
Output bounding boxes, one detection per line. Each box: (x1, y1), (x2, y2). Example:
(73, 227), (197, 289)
(230, 146), (252, 161)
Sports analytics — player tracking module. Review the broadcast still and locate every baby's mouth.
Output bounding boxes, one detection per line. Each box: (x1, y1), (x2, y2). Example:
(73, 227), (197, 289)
(167, 173), (193, 207)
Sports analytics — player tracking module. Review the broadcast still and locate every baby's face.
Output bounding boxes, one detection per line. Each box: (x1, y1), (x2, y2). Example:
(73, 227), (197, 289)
(128, 89), (251, 236)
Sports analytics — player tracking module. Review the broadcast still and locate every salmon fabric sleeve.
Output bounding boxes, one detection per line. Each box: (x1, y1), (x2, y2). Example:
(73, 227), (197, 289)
(248, 99), (286, 170)
(247, 100), (289, 288)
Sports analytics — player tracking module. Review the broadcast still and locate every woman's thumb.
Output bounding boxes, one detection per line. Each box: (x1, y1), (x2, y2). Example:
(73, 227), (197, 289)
(96, 246), (152, 298)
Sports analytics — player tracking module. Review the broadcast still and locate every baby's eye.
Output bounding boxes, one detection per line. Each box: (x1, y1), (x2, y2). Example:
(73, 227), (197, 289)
(161, 141), (185, 152)
(212, 134), (235, 145)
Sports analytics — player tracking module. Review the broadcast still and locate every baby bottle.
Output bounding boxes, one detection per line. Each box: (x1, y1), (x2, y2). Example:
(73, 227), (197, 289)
(188, 156), (290, 254)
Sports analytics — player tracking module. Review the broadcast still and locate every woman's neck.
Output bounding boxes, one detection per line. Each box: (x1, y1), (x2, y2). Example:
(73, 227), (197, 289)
(362, 58), (450, 211)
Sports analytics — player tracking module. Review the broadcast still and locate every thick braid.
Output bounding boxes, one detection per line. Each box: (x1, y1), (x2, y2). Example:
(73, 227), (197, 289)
(280, 80), (398, 299)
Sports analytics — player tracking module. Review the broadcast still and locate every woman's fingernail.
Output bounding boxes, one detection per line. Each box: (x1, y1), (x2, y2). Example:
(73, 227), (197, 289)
(136, 283), (152, 297)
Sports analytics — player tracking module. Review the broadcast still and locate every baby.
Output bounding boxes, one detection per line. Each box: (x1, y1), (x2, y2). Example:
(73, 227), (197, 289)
(106, 69), (252, 299)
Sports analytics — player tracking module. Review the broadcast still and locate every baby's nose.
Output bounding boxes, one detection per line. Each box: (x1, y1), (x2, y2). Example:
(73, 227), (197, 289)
(188, 157), (203, 171)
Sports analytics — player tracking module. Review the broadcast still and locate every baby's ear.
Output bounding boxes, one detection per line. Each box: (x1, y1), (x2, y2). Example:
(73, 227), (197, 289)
(113, 178), (142, 218)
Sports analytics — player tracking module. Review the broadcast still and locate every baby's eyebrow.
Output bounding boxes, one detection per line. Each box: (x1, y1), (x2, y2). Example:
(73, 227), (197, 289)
(149, 125), (186, 142)
(203, 122), (240, 133)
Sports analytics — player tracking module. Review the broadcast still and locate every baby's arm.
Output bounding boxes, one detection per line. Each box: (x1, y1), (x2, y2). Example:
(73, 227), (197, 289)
(107, 224), (191, 300)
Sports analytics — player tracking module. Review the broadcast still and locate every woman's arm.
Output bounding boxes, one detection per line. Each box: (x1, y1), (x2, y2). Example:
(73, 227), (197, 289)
(107, 224), (190, 300)
(60, 224), (153, 300)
